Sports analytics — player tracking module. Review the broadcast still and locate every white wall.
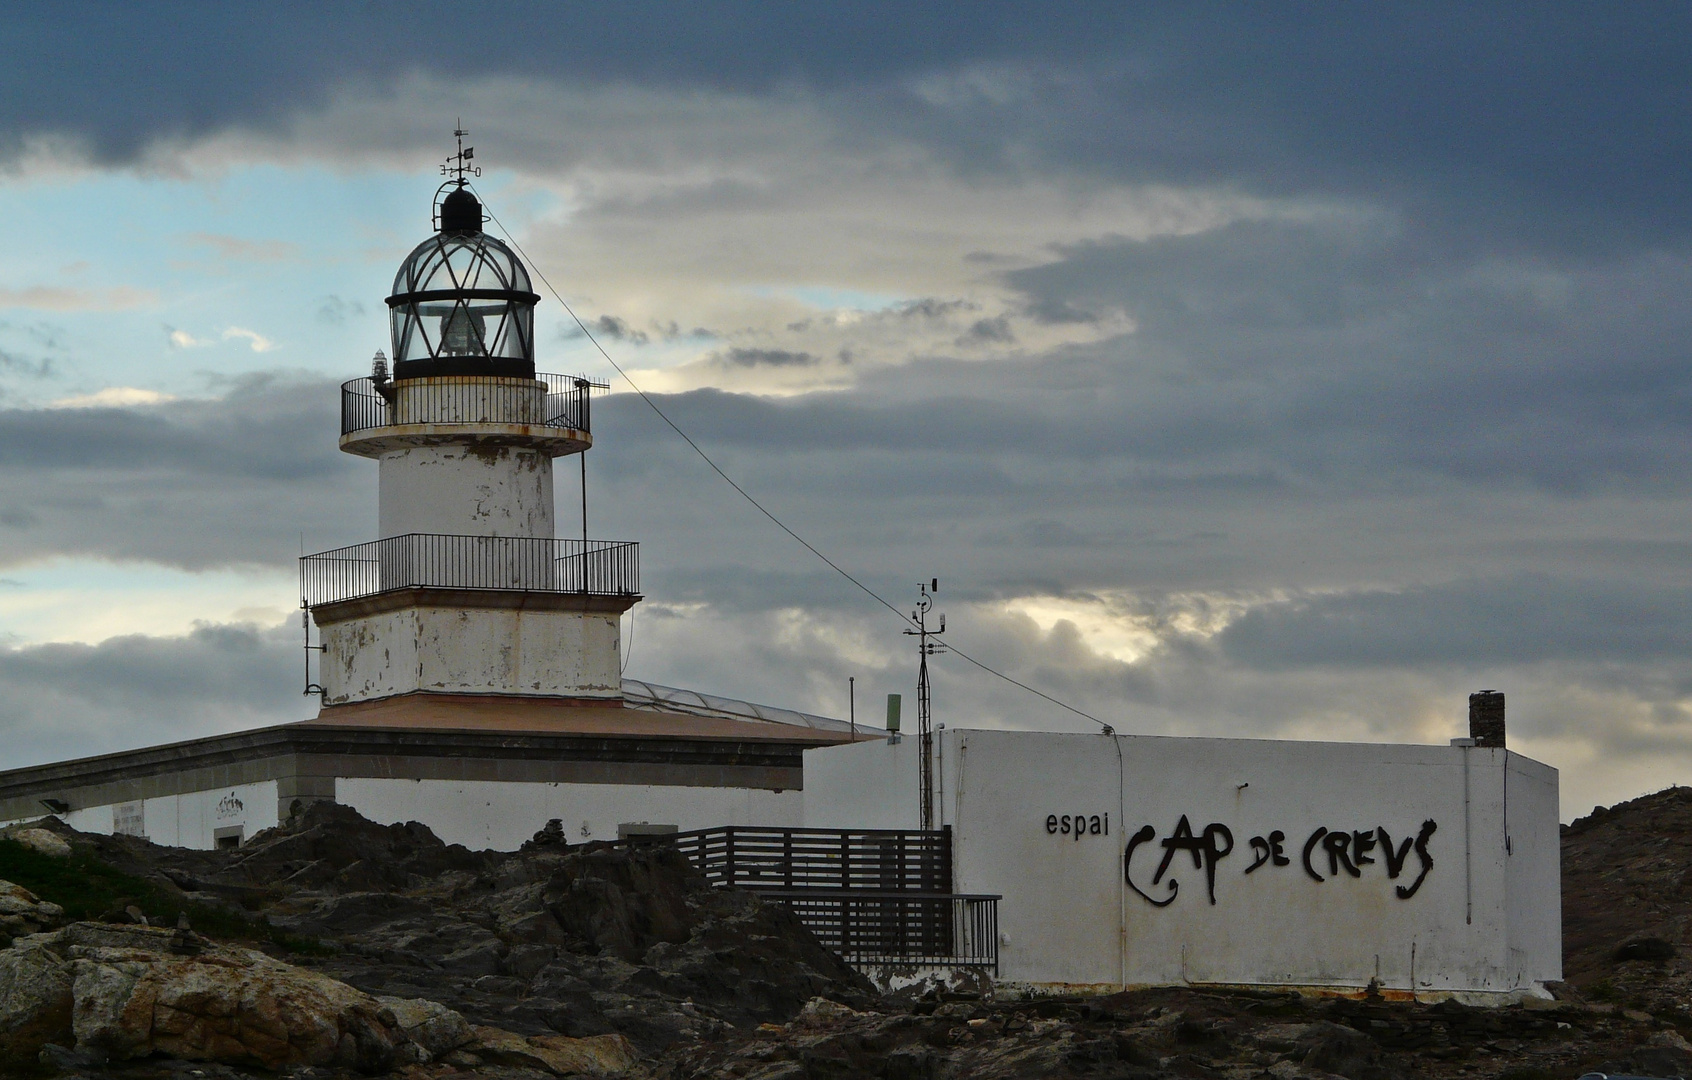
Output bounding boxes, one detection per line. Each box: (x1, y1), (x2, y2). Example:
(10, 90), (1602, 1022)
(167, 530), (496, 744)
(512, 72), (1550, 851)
(46, 781), (281, 850)
(337, 777), (803, 850)
(320, 604), (622, 703)
(379, 444), (553, 538)
(804, 735), (920, 830)
(803, 730), (1561, 995)
(1505, 753), (1562, 984)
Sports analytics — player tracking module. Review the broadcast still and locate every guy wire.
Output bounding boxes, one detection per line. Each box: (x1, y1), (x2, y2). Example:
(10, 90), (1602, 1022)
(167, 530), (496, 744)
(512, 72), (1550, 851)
(476, 190), (1113, 734)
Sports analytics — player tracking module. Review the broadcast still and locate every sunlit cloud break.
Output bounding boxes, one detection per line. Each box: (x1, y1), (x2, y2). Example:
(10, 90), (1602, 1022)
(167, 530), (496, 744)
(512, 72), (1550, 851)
(165, 326), (278, 351)
(47, 386), (177, 409)
(223, 326), (278, 352)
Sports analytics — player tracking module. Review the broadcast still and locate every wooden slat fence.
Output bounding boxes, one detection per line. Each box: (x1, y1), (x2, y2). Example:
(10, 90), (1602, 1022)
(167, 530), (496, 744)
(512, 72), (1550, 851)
(668, 825), (951, 892)
(644, 826), (997, 972)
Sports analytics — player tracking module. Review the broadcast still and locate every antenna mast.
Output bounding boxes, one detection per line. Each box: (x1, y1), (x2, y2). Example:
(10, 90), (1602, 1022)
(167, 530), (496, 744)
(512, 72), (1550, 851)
(904, 579), (945, 830)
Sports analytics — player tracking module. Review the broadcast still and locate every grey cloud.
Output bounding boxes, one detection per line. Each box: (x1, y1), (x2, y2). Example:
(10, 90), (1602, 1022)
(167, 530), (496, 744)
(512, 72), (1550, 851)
(1216, 576), (1692, 671)
(898, 298), (976, 321)
(1, 8), (1682, 262)
(0, 374), (362, 571)
(0, 351), (53, 380)
(0, 620), (302, 770)
(956, 316), (1014, 346)
(594, 315), (649, 345)
(716, 348), (818, 369)
(317, 296), (365, 325)
(1020, 296), (1099, 325)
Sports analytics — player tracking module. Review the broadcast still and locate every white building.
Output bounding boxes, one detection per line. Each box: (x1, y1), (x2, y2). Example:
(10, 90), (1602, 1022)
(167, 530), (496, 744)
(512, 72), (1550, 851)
(801, 700), (1561, 1000)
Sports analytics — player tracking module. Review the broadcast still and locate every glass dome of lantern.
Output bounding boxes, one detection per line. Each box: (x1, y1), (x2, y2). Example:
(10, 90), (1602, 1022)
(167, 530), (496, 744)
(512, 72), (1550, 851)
(385, 182), (541, 380)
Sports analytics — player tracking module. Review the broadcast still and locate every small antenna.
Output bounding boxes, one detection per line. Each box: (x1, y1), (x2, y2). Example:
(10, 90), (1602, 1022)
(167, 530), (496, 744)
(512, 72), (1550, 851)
(441, 120), (482, 184)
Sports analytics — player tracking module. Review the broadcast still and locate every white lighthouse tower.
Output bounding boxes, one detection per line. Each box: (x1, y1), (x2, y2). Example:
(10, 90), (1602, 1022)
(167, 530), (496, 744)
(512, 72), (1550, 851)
(302, 166), (638, 704)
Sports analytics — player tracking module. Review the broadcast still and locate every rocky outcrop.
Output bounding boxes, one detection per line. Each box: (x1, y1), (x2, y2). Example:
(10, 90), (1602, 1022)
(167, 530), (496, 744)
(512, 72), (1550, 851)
(0, 934), (73, 1060)
(70, 942), (407, 1070)
(0, 923), (410, 1071)
(470, 1025), (642, 1077)
(4, 828), (71, 859)
(0, 880), (64, 947)
(249, 806), (875, 1053)
(378, 993), (474, 1058)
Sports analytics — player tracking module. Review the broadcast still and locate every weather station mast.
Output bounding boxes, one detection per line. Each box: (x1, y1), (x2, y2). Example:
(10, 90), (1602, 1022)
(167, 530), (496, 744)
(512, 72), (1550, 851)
(905, 580), (945, 829)
(300, 131), (633, 707)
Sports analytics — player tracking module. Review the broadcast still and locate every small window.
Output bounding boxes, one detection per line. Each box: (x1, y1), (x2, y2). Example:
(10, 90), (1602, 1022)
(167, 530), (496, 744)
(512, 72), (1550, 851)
(213, 826), (244, 850)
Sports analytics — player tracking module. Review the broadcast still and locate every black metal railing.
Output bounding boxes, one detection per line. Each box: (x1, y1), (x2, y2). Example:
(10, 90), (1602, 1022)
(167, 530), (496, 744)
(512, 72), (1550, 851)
(654, 826), (997, 972)
(670, 826), (952, 892)
(341, 372), (591, 438)
(301, 533), (639, 606)
(759, 890), (999, 970)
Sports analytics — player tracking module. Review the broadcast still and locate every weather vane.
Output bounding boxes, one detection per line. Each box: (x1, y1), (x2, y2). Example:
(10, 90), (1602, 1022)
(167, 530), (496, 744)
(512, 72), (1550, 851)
(441, 122), (481, 184)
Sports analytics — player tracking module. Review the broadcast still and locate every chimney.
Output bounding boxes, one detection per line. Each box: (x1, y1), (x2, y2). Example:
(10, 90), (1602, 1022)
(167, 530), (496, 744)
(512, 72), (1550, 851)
(1469, 691), (1505, 748)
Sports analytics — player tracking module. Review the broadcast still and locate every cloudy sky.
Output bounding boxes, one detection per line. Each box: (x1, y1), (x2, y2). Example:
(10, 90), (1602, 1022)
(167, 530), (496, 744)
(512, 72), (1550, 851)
(0, 4), (1686, 819)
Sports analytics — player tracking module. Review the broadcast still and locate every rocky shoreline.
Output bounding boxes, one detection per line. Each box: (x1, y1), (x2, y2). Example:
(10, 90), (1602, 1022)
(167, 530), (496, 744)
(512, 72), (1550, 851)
(0, 790), (1689, 1078)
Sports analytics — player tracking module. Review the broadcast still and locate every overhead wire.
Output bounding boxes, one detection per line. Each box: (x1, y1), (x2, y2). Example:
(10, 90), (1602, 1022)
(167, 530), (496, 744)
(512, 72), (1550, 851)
(476, 191), (1114, 735)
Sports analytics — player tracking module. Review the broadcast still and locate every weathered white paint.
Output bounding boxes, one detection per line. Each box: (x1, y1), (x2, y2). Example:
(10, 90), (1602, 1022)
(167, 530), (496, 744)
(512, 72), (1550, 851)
(379, 444), (554, 538)
(803, 730), (1560, 997)
(337, 777), (803, 850)
(385, 377), (549, 428)
(40, 781), (280, 850)
(319, 603), (622, 703)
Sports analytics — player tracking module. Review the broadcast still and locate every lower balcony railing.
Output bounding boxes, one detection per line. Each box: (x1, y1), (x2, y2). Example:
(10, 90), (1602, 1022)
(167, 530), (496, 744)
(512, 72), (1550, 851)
(301, 533), (639, 606)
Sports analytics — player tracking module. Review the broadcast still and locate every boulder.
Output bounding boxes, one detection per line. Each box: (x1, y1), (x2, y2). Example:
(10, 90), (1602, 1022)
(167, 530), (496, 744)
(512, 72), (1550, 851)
(472, 1023), (642, 1077)
(1635, 1029), (1692, 1077)
(1296, 1021), (1399, 1080)
(797, 997), (860, 1024)
(59, 934), (408, 1071)
(0, 880), (64, 947)
(378, 994), (473, 1058)
(7, 829), (70, 859)
(0, 939), (73, 1059)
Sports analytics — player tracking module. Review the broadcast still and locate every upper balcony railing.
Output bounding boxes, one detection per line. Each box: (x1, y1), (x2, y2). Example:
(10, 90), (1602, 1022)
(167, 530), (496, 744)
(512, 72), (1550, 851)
(341, 373), (591, 438)
(301, 533), (639, 607)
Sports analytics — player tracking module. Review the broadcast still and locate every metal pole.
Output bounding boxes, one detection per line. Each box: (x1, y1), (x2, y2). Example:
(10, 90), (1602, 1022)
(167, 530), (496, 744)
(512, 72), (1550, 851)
(904, 581), (944, 831)
(849, 677), (856, 738)
(580, 451), (588, 545)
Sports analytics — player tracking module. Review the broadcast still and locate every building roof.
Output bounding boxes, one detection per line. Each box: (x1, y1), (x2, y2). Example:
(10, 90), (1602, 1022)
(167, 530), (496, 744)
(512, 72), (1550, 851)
(620, 679), (868, 734)
(307, 690), (856, 745)
(0, 686), (870, 821)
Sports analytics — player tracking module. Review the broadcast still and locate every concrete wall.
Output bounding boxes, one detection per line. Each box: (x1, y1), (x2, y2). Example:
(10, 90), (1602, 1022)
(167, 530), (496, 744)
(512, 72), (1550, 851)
(55, 781), (280, 849)
(1505, 752), (1562, 984)
(805, 735), (921, 831)
(379, 444), (553, 538)
(802, 730), (1561, 996)
(320, 604), (622, 703)
(337, 777), (803, 849)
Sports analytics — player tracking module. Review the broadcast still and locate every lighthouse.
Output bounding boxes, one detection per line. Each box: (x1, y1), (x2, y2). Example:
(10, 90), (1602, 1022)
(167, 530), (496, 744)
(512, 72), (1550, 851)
(301, 169), (638, 704)
(0, 144), (860, 853)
